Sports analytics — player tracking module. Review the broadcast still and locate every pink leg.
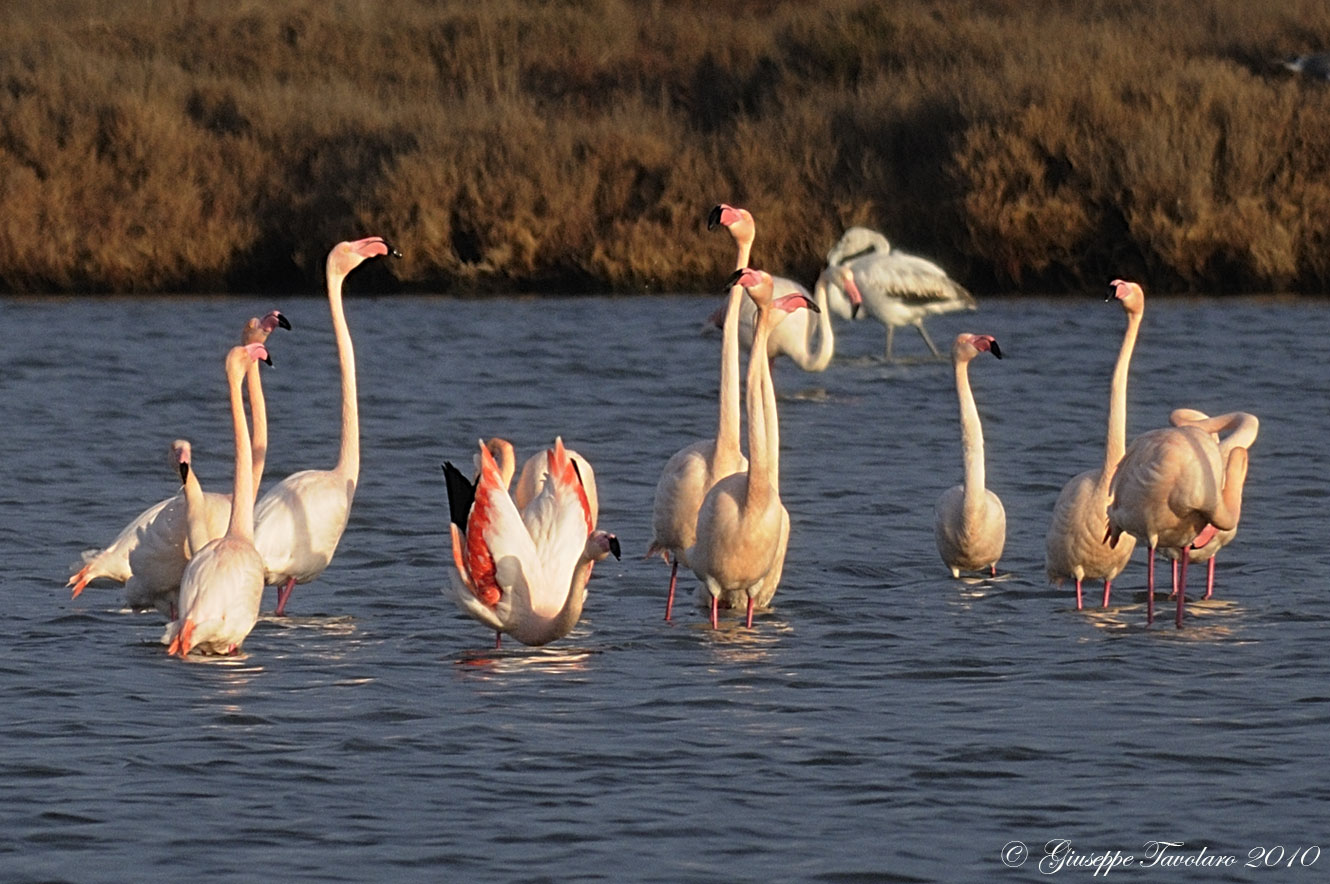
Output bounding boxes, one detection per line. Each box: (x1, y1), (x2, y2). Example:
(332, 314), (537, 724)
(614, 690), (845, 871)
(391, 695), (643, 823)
(745, 596), (755, 628)
(990, 563), (997, 577)
(1205, 557), (1216, 600)
(710, 595), (719, 630)
(1075, 577), (1083, 610)
(1146, 546), (1155, 626)
(1176, 550), (1189, 629)
(1169, 559), (1178, 598)
(274, 577), (297, 616)
(1101, 579), (1112, 608)
(664, 556), (678, 622)
(494, 631), (502, 649)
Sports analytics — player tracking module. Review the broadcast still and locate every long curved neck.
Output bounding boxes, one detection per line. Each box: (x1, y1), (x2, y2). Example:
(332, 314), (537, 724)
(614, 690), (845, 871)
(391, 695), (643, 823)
(182, 468), (211, 556)
(745, 308), (775, 511)
(799, 279), (835, 371)
(328, 271), (360, 481)
(760, 317), (782, 488)
(955, 359), (986, 508)
(714, 234), (752, 476)
(227, 368), (256, 540)
(246, 363), (268, 497)
(554, 556), (596, 635)
(1211, 448), (1249, 532)
(1101, 310), (1142, 482)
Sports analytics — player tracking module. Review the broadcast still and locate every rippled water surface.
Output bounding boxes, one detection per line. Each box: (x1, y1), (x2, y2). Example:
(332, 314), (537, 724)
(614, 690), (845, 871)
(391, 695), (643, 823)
(4, 292), (1329, 883)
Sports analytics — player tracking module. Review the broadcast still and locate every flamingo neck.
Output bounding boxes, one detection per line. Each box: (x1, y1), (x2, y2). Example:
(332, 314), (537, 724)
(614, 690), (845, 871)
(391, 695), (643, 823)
(1211, 448), (1249, 532)
(715, 235), (751, 477)
(801, 279), (835, 371)
(955, 359), (987, 510)
(227, 367), (256, 541)
(328, 271), (360, 482)
(1101, 311), (1142, 483)
(745, 307), (776, 509)
(181, 467), (211, 557)
(246, 362), (268, 497)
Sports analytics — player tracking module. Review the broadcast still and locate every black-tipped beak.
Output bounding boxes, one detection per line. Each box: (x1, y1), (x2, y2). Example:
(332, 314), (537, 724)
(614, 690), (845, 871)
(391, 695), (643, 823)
(262, 353), (273, 366)
(1105, 284), (1116, 302)
(990, 341), (1003, 359)
(707, 204), (724, 231)
(850, 303), (861, 319)
(178, 462), (189, 483)
(609, 535), (622, 560)
(724, 267), (746, 290)
(386, 242), (403, 258)
(276, 312), (292, 330)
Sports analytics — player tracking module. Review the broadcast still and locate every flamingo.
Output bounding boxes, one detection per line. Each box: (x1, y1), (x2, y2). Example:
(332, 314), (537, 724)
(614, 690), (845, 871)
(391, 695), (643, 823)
(1107, 423), (1251, 628)
(476, 436), (601, 527)
(67, 311), (288, 600)
(1044, 279), (1144, 608)
(687, 268), (814, 628)
(443, 438), (619, 647)
(163, 342), (272, 656)
(1161, 409), (1260, 599)
(648, 205), (751, 620)
(823, 226), (976, 360)
(253, 237), (397, 615)
(934, 334), (1006, 577)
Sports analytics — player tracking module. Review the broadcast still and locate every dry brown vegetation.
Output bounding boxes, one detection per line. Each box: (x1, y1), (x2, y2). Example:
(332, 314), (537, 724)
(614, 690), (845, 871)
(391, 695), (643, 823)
(5, 0), (1330, 294)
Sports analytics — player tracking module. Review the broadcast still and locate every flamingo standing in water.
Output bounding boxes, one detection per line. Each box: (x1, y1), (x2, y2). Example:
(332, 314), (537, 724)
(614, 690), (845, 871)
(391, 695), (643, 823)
(687, 268), (814, 627)
(1162, 409), (1260, 599)
(67, 311), (289, 601)
(648, 205), (752, 620)
(443, 438), (619, 647)
(823, 226), (976, 360)
(474, 437), (600, 527)
(254, 237), (397, 615)
(1045, 280), (1145, 609)
(1107, 422), (1251, 628)
(934, 334), (1006, 577)
(164, 343), (272, 656)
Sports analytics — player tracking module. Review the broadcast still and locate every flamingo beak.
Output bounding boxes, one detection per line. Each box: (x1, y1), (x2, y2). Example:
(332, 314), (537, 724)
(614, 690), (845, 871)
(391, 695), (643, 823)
(989, 340), (1003, 358)
(178, 462), (189, 483)
(276, 312), (292, 330)
(609, 535), (622, 560)
(707, 204), (725, 231)
(724, 268), (747, 290)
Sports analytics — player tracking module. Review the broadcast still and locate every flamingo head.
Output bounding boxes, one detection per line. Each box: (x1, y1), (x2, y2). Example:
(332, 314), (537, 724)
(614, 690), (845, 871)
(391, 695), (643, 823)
(953, 333), (1002, 363)
(328, 236), (400, 279)
(831, 265), (862, 318)
(1108, 278), (1145, 314)
(708, 203), (755, 248)
(726, 267), (773, 305)
(226, 342), (271, 384)
(171, 439), (192, 484)
(586, 530), (621, 562)
(242, 310), (291, 345)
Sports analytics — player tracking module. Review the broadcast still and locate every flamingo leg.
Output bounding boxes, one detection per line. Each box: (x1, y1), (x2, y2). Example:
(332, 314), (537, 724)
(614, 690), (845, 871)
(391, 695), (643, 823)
(989, 563), (997, 577)
(1101, 579), (1112, 608)
(494, 631), (501, 650)
(1176, 550), (1190, 629)
(1205, 557), (1216, 600)
(914, 320), (941, 357)
(884, 325), (896, 361)
(664, 556), (678, 621)
(710, 595), (719, 630)
(1075, 577), (1083, 611)
(1169, 558), (1178, 598)
(274, 576), (297, 616)
(745, 596), (754, 628)
(1146, 546), (1155, 626)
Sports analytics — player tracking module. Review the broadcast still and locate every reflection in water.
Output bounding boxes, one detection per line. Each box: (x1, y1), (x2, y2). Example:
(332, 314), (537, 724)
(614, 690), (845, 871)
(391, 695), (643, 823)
(1078, 593), (1246, 640)
(454, 646), (596, 676)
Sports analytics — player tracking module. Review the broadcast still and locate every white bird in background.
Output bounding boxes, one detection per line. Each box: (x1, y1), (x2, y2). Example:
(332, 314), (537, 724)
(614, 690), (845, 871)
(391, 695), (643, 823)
(444, 438), (619, 647)
(649, 204), (751, 620)
(67, 311), (289, 602)
(687, 268), (813, 627)
(823, 226), (976, 360)
(1044, 280), (1145, 609)
(1282, 53), (1330, 80)
(1161, 409), (1260, 600)
(934, 333), (1006, 577)
(253, 236), (397, 615)
(164, 342), (272, 657)
(1107, 423), (1251, 628)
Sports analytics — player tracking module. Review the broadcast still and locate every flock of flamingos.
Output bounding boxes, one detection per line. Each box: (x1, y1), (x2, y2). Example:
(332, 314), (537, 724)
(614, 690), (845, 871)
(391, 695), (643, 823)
(64, 204), (1256, 657)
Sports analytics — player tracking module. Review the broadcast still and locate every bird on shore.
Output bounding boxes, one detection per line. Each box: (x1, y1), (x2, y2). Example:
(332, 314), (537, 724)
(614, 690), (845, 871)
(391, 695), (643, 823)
(823, 226), (976, 361)
(253, 237), (397, 615)
(934, 333), (1005, 577)
(1045, 279), (1144, 609)
(1282, 53), (1330, 80)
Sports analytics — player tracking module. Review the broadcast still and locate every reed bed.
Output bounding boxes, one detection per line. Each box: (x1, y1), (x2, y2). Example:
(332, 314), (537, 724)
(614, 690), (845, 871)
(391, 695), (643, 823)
(4, 0), (1330, 294)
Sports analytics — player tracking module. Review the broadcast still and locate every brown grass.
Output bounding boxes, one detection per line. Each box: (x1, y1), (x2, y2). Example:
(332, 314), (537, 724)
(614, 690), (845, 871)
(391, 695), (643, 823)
(4, 0), (1330, 293)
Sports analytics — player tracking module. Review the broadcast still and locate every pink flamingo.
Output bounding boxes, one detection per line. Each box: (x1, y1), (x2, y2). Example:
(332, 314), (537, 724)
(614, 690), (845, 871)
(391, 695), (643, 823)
(1045, 280), (1144, 608)
(164, 343), (271, 656)
(648, 205), (751, 620)
(444, 438), (619, 647)
(1107, 423), (1251, 628)
(687, 268), (814, 628)
(253, 237), (396, 615)
(934, 334), (1006, 576)
(1162, 409), (1260, 599)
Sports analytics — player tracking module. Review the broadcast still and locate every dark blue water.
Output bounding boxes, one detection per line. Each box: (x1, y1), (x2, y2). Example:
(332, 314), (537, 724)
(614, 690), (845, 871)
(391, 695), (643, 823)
(3, 292), (1328, 883)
